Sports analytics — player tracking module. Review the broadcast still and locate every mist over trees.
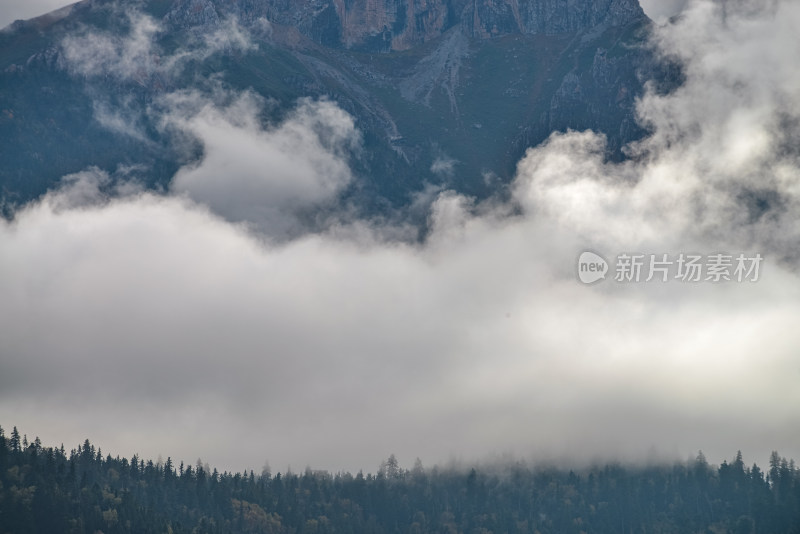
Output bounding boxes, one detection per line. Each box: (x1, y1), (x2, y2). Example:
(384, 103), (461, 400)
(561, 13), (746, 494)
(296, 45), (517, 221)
(1, 425), (799, 533)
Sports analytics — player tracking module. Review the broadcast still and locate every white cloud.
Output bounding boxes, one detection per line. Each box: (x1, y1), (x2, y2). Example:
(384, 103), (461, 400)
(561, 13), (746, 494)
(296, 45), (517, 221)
(196, 16), (257, 57)
(167, 92), (361, 236)
(1, 159), (798, 472)
(639, 0), (690, 22)
(59, 8), (255, 83)
(93, 98), (152, 142)
(2, 0), (800, 475)
(430, 154), (458, 177)
(60, 10), (162, 82)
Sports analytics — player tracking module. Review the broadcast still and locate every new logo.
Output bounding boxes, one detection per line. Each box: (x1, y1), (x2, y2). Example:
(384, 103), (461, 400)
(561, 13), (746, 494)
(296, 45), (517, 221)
(577, 251), (609, 284)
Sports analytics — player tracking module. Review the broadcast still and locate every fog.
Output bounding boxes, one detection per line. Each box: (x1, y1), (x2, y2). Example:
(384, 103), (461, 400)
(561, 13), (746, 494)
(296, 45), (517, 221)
(1, 0), (799, 474)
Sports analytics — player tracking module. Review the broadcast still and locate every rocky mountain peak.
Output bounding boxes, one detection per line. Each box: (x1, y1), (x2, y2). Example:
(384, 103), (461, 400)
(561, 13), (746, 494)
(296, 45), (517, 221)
(166, 0), (646, 51)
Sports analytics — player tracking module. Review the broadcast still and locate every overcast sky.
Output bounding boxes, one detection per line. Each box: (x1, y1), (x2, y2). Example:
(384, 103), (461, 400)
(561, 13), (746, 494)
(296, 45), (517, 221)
(0, 0), (73, 28)
(1, 0), (799, 475)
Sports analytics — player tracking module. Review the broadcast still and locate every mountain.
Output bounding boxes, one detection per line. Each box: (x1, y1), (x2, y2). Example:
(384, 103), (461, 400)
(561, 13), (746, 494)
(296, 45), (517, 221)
(163, 0), (644, 50)
(0, 0), (673, 212)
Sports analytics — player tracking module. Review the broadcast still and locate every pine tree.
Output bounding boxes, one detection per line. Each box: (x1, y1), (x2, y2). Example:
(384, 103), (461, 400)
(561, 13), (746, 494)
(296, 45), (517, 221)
(0, 425), (6, 469)
(769, 451), (781, 485)
(10, 426), (20, 452)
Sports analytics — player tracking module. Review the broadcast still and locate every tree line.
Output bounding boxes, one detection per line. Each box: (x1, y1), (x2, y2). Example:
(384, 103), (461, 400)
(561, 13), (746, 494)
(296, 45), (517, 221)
(1, 425), (799, 533)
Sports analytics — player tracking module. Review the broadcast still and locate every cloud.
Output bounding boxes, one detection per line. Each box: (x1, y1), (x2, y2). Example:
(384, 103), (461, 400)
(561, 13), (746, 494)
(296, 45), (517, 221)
(60, 10), (163, 82)
(2, 0), (800, 475)
(639, 0), (690, 22)
(93, 97), (152, 143)
(166, 91), (361, 236)
(2, 160), (798, 473)
(430, 154), (458, 178)
(59, 7), (255, 84)
(194, 16), (258, 57)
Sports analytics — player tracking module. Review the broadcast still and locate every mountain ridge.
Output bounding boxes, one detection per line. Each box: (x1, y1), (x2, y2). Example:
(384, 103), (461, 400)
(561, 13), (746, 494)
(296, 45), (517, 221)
(0, 0), (669, 213)
(162, 0), (646, 51)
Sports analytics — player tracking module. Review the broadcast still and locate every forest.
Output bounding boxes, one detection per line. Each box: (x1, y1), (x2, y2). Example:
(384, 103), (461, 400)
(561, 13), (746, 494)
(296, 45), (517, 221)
(0, 425), (798, 533)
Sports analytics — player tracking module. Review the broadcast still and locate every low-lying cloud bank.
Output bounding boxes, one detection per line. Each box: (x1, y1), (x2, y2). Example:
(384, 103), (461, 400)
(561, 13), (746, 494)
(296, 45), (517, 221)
(1, 0), (799, 473)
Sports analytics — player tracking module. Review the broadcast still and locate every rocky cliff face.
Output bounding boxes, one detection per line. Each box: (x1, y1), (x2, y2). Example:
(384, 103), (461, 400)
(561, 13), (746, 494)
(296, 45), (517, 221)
(165, 0), (645, 50)
(470, 0), (644, 38)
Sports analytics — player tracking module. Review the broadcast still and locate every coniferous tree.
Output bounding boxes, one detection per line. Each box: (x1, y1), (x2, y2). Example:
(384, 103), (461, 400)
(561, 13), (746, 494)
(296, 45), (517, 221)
(0, 425), (6, 470)
(0, 427), (798, 533)
(10, 425), (21, 452)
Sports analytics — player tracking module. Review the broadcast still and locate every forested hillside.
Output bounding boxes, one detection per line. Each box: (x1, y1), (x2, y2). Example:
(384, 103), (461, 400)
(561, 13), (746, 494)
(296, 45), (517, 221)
(1, 425), (799, 533)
